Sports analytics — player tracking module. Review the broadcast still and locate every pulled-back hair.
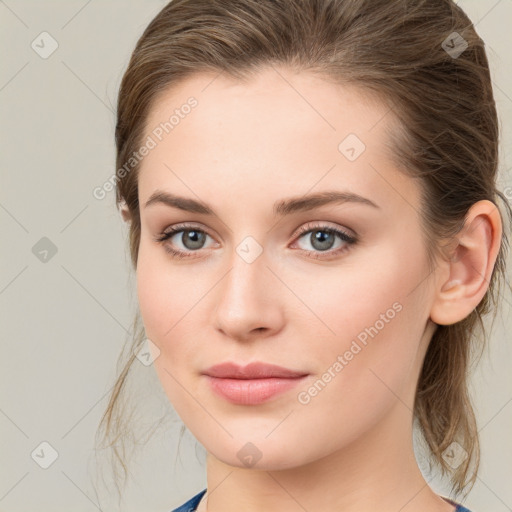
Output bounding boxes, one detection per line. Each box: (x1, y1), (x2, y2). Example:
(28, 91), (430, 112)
(96, 0), (511, 501)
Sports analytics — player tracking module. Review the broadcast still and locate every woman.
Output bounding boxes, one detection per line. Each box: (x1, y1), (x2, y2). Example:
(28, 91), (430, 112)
(97, 1), (511, 511)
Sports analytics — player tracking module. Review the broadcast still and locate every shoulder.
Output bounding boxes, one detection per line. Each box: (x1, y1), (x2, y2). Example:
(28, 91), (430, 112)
(169, 489), (207, 512)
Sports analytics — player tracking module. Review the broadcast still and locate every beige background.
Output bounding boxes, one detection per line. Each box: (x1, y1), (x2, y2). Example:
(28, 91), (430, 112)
(1, 1), (511, 511)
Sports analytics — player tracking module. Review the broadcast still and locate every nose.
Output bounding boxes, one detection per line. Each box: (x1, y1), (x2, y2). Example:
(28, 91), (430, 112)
(213, 243), (284, 342)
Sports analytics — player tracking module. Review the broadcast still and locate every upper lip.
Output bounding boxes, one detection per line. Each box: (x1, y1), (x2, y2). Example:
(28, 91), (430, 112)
(202, 362), (308, 379)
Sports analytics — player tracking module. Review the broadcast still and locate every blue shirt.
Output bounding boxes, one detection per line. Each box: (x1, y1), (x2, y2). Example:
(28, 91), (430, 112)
(171, 489), (206, 512)
(170, 489), (473, 511)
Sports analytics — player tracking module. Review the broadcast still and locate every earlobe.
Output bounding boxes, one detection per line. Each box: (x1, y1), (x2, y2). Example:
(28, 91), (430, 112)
(119, 200), (132, 223)
(430, 200), (502, 326)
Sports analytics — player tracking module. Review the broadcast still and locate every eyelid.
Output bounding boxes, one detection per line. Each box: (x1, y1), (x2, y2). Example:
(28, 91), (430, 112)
(292, 221), (356, 240)
(157, 222), (216, 240)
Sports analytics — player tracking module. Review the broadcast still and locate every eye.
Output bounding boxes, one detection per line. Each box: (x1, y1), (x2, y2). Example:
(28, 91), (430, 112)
(154, 221), (358, 260)
(153, 223), (215, 259)
(291, 222), (357, 260)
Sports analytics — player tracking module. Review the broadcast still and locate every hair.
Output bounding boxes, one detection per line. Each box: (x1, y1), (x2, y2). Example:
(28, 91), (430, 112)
(95, 0), (512, 503)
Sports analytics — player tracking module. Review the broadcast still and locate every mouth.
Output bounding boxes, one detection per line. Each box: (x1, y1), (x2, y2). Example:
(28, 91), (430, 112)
(201, 361), (309, 405)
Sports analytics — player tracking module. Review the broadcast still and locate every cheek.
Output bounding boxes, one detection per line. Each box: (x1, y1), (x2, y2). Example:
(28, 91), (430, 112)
(136, 241), (211, 374)
(136, 238), (191, 332)
(136, 251), (199, 410)
(136, 252), (168, 337)
(292, 243), (430, 430)
(288, 238), (426, 349)
(136, 243), (187, 358)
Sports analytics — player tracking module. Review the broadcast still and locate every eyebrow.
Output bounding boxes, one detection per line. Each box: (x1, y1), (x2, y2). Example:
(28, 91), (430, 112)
(144, 189), (380, 216)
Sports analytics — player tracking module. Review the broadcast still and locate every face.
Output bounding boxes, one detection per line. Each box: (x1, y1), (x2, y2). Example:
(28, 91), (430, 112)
(135, 66), (437, 469)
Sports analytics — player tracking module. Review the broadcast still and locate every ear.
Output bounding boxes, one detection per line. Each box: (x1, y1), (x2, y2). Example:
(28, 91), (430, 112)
(430, 199), (502, 326)
(119, 200), (132, 223)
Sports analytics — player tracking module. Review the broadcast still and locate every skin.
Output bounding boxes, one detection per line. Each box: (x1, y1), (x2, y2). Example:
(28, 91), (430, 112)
(130, 66), (502, 512)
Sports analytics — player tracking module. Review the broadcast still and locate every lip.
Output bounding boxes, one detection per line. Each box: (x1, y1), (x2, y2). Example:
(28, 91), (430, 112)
(202, 361), (308, 379)
(202, 362), (309, 405)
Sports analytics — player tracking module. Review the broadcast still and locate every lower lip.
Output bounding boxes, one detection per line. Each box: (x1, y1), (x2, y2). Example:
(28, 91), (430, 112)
(204, 375), (308, 405)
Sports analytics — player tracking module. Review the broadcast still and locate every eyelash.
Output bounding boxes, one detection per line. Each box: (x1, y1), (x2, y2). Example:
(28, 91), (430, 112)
(153, 222), (358, 260)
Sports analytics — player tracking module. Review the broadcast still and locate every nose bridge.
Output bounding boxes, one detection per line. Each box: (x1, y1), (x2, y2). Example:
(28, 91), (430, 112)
(220, 235), (268, 311)
(213, 233), (281, 338)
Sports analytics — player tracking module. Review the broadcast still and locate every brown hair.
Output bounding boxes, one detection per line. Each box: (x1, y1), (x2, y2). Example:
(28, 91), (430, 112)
(95, 0), (512, 502)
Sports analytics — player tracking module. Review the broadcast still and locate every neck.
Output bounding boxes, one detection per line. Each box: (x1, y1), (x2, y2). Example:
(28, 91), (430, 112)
(197, 402), (455, 512)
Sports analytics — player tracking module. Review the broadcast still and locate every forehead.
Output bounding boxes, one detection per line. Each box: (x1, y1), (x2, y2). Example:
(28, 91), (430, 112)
(143, 66), (393, 147)
(137, 66), (417, 215)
